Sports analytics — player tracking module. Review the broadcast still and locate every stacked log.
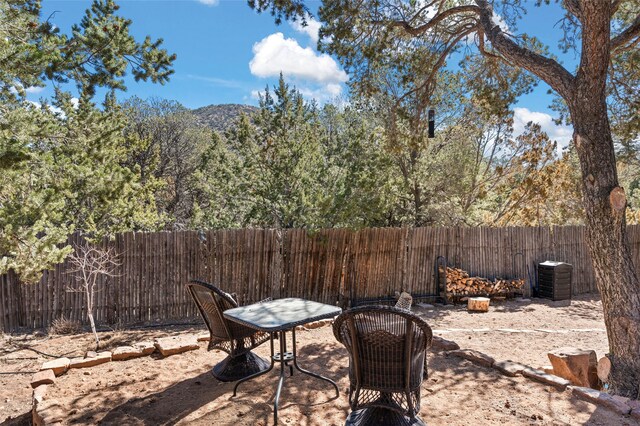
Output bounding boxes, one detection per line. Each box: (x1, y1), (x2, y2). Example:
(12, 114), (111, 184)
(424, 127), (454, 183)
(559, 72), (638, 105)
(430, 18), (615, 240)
(440, 266), (525, 296)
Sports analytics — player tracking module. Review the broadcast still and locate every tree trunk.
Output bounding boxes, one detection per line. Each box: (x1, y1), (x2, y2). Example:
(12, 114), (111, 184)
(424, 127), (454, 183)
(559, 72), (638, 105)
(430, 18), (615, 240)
(570, 97), (640, 399)
(86, 287), (100, 351)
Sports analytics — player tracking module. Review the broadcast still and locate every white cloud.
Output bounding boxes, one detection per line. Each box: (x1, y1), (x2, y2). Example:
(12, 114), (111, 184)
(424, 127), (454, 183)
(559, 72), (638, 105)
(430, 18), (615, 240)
(27, 100), (62, 116)
(27, 97), (79, 117)
(297, 83), (343, 103)
(492, 12), (509, 32)
(250, 32), (348, 85)
(186, 74), (245, 89)
(290, 16), (322, 45)
(25, 86), (45, 94)
(197, 0), (219, 6)
(513, 107), (573, 149)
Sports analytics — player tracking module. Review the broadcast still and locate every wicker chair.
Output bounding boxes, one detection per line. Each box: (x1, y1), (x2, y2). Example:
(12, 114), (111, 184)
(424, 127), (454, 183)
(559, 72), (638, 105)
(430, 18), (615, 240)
(186, 279), (271, 382)
(333, 305), (433, 426)
(394, 292), (413, 311)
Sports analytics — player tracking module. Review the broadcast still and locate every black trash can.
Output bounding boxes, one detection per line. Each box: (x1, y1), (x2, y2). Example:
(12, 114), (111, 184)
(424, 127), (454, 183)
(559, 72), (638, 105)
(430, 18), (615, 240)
(537, 261), (573, 301)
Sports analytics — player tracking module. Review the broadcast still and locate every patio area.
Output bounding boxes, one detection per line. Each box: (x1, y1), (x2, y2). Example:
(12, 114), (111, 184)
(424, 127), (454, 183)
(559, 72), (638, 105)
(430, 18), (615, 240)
(2, 294), (633, 425)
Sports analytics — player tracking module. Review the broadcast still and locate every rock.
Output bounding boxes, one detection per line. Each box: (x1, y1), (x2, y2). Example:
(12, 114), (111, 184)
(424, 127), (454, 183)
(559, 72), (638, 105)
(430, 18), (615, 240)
(112, 346), (144, 361)
(33, 385), (47, 403)
(569, 386), (632, 415)
(547, 347), (599, 388)
(32, 385), (48, 426)
(542, 365), (554, 375)
(30, 370), (55, 388)
(69, 352), (111, 369)
(449, 349), (495, 367)
(415, 303), (434, 309)
(197, 333), (211, 342)
(154, 335), (199, 357)
(626, 399), (640, 413)
(40, 358), (70, 377)
(431, 336), (460, 352)
(493, 360), (528, 377)
(629, 400), (640, 420)
(522, 367), (571, 390)
(134, 341), (156, 355)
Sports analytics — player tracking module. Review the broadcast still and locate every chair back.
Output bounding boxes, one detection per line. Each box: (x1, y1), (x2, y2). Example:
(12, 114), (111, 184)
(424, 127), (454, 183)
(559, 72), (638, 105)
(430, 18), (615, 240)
(186, 279), (239, 342)
(333, 305), (433, 394)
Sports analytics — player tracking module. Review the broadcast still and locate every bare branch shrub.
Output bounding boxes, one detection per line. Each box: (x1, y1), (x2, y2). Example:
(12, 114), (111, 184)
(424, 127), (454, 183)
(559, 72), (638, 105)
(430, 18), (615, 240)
(67, 243), (120, 350)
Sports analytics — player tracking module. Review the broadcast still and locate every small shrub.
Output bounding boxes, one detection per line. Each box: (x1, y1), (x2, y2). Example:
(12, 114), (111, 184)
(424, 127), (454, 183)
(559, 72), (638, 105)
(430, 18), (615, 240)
(49, 316), (83, 335)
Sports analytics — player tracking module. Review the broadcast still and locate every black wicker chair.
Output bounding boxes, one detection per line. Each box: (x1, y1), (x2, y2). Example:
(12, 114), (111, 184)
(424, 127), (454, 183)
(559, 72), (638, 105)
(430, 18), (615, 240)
(186, 279), (271, 382)
(333, 305), (433, 426)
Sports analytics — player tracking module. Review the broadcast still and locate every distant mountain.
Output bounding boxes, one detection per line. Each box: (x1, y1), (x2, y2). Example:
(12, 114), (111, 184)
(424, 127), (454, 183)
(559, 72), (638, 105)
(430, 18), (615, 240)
(192, 104), (257, 133)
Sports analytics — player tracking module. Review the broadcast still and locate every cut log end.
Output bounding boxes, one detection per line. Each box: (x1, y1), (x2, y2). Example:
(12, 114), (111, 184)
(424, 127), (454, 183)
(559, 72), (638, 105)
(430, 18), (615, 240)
(597, 355), (611, 383)
(468, 297), (490, 312)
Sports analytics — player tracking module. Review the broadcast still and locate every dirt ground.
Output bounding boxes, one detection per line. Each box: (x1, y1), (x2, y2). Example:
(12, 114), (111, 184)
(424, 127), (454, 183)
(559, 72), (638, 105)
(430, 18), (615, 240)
(1, 295), (635, 426)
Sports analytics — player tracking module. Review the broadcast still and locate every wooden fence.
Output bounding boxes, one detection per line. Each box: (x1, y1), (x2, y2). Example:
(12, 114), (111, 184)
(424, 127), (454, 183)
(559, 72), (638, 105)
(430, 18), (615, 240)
(1, 225), (640, 332)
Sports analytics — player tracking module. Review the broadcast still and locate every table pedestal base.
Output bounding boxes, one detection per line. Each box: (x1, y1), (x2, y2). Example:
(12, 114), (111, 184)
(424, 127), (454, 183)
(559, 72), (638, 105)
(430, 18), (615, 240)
(212, 351), (271, 382)
(345, 408), (427, 426)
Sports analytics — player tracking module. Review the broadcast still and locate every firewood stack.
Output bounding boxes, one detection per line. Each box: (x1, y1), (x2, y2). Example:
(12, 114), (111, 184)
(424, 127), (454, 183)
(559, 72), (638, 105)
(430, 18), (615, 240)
(440, 266), (525, 296)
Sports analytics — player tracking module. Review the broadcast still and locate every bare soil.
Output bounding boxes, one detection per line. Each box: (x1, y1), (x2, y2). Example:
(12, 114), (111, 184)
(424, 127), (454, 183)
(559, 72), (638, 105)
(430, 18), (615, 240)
(1, 295), (636, 426)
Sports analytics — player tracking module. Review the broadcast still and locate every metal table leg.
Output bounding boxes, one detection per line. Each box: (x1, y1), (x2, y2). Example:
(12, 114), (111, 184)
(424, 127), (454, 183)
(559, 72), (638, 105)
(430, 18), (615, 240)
(291, 328), (340, 397)
(273, 330), (289, 424)
(234, 328), (339, 424)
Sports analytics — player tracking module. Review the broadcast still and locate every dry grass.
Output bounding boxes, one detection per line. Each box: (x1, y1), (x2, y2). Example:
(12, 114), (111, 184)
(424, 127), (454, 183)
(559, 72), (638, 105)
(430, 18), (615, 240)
(48, 316), (83, 336)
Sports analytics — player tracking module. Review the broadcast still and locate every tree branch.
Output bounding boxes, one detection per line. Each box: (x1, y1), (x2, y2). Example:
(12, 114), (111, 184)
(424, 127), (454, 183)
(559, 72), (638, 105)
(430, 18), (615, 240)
(390, 5), (479, 36)
(564, 0), (582, 22)
(475, 0), (575, 100)
(611, 14), (640, 52)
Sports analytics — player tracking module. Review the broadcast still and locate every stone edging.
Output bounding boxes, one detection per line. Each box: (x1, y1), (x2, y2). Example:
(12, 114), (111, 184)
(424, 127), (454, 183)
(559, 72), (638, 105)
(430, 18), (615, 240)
(32, 324), (639, 424)
(31, 320), (336, 425)
(444, 344), (640, 419)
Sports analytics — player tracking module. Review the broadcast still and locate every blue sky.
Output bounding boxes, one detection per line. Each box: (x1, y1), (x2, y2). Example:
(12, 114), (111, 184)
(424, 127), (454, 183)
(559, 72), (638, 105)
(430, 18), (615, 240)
(35, 0), (575, 145)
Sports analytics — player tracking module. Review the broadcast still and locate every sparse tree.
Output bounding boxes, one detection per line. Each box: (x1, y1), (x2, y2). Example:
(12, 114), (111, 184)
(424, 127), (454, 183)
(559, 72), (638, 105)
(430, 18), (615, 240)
(67, 244), (120, 350)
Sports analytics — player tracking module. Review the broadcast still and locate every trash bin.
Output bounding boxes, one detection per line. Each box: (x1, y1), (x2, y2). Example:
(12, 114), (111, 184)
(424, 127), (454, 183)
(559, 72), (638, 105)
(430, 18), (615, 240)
(537, 261), (572, 301)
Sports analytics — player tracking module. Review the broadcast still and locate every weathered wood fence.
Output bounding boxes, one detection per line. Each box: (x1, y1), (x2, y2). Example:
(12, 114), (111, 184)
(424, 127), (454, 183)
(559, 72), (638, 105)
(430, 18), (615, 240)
(1, 225), (640, 332)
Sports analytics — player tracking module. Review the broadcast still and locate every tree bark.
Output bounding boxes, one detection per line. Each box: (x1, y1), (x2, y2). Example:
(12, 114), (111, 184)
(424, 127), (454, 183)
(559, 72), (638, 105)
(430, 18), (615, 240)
(565, 1), (640, 399)
(570, 100), (640, 399)
(474, 0), (640, 397)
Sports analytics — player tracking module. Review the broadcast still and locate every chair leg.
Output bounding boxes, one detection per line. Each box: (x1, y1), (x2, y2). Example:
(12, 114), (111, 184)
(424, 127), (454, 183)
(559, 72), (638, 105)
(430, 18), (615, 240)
(212, 351), (271, 382)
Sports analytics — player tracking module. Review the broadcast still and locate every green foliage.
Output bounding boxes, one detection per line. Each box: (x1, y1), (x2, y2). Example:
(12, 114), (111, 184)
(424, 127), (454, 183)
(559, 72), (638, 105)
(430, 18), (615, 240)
(318, 102), (397, 227)
(227, 77), (329, 228)
(193, 77), (397, 230)
(0, 93), (159, 282)
(0, 0), (174, 281)
(121, 97), (210, 229)
(0, 0), (175, 99)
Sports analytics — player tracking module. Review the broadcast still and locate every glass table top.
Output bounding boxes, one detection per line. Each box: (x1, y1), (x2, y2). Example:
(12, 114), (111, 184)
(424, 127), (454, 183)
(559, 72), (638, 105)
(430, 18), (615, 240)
(224, 298), (342, 332)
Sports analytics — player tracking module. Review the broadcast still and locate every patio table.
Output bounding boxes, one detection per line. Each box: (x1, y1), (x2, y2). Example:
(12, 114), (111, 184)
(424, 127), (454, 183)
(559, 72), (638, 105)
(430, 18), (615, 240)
(224, 297), (341, 424)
